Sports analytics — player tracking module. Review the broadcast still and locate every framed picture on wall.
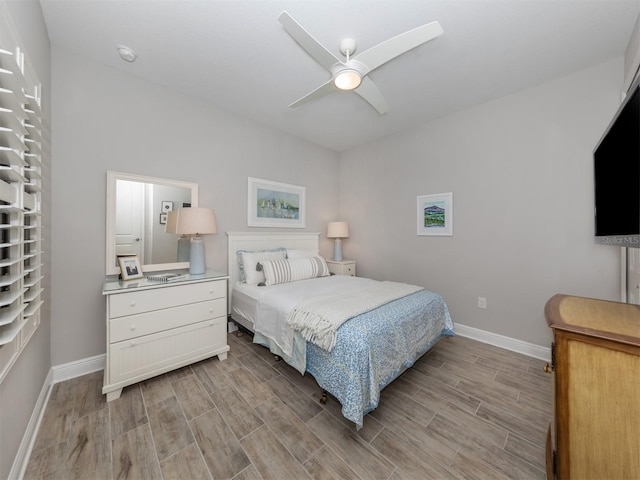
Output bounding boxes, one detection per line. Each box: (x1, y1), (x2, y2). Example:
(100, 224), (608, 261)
(161, 201), (173, 212)
(118, 255), (144, 280)
(417, 192), (453, 236)
(247, 177), (306, 228)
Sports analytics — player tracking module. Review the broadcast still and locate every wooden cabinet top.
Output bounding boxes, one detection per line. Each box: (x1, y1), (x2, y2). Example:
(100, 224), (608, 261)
(545, 294), (640, 347)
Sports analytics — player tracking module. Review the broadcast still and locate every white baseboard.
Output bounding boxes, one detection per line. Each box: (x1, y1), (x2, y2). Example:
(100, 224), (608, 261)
(52, 353), (105, 383)
(454, 323), (551, 361)
(9, 369), (54, 480)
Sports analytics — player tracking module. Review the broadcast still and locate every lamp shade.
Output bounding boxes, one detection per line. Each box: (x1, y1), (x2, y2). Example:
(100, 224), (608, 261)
(175, 207), (217, 236)
(327, 221), (349, 238)
(164, 210), (178, 233)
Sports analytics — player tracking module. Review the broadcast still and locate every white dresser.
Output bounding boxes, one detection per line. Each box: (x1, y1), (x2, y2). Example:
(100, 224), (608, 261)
(102, 271), (229, 401)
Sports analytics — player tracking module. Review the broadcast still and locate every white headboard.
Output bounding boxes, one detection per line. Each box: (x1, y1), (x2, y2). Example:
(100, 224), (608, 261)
(226, 231), (320, 310)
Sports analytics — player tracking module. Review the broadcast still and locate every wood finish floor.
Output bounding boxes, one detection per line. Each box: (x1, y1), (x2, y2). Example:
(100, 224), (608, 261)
(25, 332), (551, 480)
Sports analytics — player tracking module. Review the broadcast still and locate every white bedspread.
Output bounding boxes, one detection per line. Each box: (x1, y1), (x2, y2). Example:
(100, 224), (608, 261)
(287, 281), (423, 351)
(251, 276), (379, 358)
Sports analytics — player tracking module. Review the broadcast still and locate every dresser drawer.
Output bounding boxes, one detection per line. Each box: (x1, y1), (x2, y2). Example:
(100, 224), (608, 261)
(109, 297), (226, 343)
(109, 279), (226, 318)
(108, 317), (228, 385)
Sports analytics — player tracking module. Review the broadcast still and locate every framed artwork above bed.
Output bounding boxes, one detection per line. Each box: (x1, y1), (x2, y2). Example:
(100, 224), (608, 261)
(247, 177), (306, 228)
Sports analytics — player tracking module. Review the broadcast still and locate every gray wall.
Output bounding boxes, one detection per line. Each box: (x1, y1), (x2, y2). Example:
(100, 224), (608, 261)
(50, 47), (340, 366)
(338, 58), (624, 348)
(0, 1), (51, 477)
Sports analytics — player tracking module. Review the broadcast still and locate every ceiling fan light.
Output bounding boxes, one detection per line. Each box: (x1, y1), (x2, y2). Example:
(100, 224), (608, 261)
(334, 69), (361, 90)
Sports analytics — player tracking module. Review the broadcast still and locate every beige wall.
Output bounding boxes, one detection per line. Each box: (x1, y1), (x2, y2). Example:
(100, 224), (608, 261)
(0, 1), (51, 477)
(338, 58), (624, 348)
(50, 47), (340, 366)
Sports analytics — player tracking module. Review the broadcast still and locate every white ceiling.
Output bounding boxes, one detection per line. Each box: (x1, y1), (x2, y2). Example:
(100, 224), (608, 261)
(39, 0), (640, 152)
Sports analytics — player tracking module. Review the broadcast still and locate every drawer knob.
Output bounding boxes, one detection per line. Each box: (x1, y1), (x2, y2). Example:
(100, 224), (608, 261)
(130, 325), (136, 331)
(209, 289), (214, 294)
(209, 308), (214, 313)
(209, 321), (214, 326)
(129, 301), (136, 307)
(131, 341), (136, 346)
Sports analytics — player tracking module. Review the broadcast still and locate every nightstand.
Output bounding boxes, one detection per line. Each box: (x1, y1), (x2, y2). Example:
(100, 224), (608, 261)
(326, 260), (356, 276)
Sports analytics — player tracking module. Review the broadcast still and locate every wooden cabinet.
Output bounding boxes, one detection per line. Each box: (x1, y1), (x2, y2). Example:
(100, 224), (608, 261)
(326, 259), (356, 276)
(102, 272), (229, 401)
(544, 294), (640, 479)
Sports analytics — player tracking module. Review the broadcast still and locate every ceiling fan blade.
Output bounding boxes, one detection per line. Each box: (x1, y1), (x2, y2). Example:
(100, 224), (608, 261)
(355, 77), (388, 115)
(288, 79), (335, 108)
(354, 21), (443, 73)
(278, 11), (340, 71)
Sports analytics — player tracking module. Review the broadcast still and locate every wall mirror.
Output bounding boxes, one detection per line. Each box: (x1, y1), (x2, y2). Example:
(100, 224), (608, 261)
(106, 171), (199, 275)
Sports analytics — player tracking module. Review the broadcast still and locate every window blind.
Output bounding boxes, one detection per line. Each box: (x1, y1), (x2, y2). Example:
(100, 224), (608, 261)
(0, 9), (44, 382)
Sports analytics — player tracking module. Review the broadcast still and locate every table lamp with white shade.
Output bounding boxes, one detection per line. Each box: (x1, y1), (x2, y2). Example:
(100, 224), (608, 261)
(327, 221), (349, 261)
(175, 207), (217, 274)
(164, 210), (191, 262)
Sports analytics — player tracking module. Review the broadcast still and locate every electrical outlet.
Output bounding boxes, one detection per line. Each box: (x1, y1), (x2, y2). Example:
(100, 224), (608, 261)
(478, 297), (487, 309)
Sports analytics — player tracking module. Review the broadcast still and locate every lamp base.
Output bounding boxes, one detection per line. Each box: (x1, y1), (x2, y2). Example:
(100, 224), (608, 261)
(189, 237), (206, 275)
(333, 238), (343, 262)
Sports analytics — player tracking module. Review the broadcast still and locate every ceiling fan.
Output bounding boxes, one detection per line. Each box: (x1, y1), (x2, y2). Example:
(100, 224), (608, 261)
(278, 11), (443, 115)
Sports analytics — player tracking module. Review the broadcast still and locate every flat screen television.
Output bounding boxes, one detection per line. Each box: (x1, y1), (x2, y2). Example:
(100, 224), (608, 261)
(593, 76), (640, 248)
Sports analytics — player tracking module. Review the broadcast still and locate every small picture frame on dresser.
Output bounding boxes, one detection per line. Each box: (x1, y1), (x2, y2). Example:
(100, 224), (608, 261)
(118, 255), (144, 281)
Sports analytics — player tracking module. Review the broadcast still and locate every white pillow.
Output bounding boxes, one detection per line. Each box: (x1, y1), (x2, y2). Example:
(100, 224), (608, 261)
(286, 248), (320, 259)
(239, 249), (287, 284)
(262, 256), (329, 286)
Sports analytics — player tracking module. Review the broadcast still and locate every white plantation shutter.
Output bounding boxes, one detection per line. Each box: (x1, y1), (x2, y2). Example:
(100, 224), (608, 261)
(0, 8), (44, 382)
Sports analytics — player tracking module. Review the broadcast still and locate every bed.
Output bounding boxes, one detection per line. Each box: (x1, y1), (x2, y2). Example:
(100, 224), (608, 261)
(226, 231), (454, 428)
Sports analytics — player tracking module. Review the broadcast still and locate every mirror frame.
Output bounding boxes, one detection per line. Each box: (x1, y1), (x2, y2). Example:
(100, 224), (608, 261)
(106, 171), (199, 275)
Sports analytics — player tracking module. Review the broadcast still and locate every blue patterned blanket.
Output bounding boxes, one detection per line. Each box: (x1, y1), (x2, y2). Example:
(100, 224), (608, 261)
(255, 288), (454, 428)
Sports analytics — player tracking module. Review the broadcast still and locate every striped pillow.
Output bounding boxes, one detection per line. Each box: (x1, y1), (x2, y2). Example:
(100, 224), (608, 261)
(262, 256), (329, 286)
